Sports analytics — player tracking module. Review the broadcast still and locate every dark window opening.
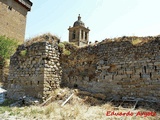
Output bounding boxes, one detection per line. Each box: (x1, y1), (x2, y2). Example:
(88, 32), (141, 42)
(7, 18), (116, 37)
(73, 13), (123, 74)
(72, 30), (76, 39)
(81, 30), (83, 39)
(85, 32), (87, 40)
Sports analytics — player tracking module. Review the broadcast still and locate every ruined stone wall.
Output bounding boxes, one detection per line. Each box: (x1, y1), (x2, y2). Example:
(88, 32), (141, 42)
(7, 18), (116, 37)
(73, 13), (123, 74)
(61, 37), (160, 102)
(0, 0), (29, 43)
(7, 35), (160, 101)
(7, 41), (61, 100)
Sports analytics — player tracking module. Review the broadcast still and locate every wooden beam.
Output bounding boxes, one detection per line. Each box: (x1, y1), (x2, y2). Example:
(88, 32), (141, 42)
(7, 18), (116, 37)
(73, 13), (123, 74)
(61, 93), (74, 106)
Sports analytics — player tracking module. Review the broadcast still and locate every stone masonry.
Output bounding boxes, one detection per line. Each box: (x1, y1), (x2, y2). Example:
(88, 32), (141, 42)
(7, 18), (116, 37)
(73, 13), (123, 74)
(61, 36), (160, 102)
(7, 35), (62, 100)
(0, 0), (32, 43)
(7, 35), (160, 102)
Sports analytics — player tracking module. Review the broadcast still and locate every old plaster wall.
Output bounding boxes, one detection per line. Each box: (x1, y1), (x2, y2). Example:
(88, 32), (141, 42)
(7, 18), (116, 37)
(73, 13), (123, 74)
(7, 39), (61, 100)
(61, 37), (160, 101)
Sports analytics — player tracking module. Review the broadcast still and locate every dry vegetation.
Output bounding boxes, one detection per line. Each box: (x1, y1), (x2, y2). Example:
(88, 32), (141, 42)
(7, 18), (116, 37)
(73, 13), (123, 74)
(24, 33), (60, 47)
(100, 36), (159, 46)
(0, 88), (159, 120)
(1, 34), (160, 119)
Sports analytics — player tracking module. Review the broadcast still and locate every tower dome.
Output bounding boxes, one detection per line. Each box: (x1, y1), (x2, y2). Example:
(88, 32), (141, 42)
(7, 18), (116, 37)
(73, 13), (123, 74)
(68, 14), (90, 46)
(73, 14), (85, 27)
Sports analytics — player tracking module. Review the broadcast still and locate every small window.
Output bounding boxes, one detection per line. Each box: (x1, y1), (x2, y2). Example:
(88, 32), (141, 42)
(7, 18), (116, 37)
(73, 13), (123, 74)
(72, 30), (76, 39)
(85, 32), (87, 40)
(81, 30), (83, 39)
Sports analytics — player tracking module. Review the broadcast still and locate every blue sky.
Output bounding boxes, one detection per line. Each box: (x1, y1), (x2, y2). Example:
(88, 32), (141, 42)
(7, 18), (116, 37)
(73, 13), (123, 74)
(25, 0), (160, 42)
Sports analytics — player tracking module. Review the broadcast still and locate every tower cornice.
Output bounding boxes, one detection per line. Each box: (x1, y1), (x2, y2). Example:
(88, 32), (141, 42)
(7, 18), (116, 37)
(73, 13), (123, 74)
(14, 0), (32, 11)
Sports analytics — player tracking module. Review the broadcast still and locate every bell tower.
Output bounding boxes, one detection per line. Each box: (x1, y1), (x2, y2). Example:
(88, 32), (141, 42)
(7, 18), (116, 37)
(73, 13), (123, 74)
(68, 14), (90, 46)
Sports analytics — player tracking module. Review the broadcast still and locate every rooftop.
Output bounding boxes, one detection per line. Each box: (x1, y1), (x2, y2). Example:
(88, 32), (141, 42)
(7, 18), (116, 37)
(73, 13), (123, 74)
(73, 14), (85, 27)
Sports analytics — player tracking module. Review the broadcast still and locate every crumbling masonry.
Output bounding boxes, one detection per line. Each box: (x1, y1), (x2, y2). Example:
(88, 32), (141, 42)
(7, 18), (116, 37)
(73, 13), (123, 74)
(7, 35), (160, 102)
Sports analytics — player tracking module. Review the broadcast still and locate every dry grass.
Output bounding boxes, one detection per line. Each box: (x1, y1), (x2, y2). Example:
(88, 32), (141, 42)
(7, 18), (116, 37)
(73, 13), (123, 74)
(101, 36), (158, 46)
(24, 33), (60, 47)
(1, 101), (158, 120)
(132, 39), (142, 45)
(0, 88), (159, 120)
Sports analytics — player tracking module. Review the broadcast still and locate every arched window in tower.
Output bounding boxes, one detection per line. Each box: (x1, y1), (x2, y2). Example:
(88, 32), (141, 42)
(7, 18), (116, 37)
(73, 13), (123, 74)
(81, 30), (83, 39)
(85, 32), (87, 40)
(72, 30), (76, 39)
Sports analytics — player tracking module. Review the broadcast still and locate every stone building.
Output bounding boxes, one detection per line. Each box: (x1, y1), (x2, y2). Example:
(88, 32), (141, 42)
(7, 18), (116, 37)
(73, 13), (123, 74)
(0, 0), (32, 44)
(68, 14), (90, 46)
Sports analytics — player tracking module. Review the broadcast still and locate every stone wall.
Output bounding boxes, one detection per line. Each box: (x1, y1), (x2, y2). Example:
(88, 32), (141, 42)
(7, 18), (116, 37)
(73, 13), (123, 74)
(7, 38), (61, 100)
(0, 0), (31, 43)
(61, 37), (160, 102)
(7, 35), (160, 102)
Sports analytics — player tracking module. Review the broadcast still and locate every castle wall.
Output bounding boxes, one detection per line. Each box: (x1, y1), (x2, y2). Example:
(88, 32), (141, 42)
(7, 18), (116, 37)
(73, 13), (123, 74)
(7, 41), (61, 100)
(7, 36), (160, 101)
(0, 0), (29, 43)
(61, 37), (160, 101)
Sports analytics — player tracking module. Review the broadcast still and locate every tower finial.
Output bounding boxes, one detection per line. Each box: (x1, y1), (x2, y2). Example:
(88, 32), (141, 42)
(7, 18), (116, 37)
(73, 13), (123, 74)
(78, 14), (81, 21)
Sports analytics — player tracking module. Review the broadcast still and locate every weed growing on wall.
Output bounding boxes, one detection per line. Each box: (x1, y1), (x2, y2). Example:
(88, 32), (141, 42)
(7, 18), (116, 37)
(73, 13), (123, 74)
(58, 42), (71, 56)
(20, 50), (27, 57)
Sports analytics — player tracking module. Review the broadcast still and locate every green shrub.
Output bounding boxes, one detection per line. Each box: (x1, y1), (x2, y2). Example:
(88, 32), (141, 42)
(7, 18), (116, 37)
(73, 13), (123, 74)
(58, 42), (65, 49)
(0, 36), (18, 65)
(58, 42), (71, 56)
(63, 49), (71, 56)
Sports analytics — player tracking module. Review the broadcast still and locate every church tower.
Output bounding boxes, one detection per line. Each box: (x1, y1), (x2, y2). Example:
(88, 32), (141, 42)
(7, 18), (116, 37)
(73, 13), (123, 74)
(68, 14), (90, 46)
